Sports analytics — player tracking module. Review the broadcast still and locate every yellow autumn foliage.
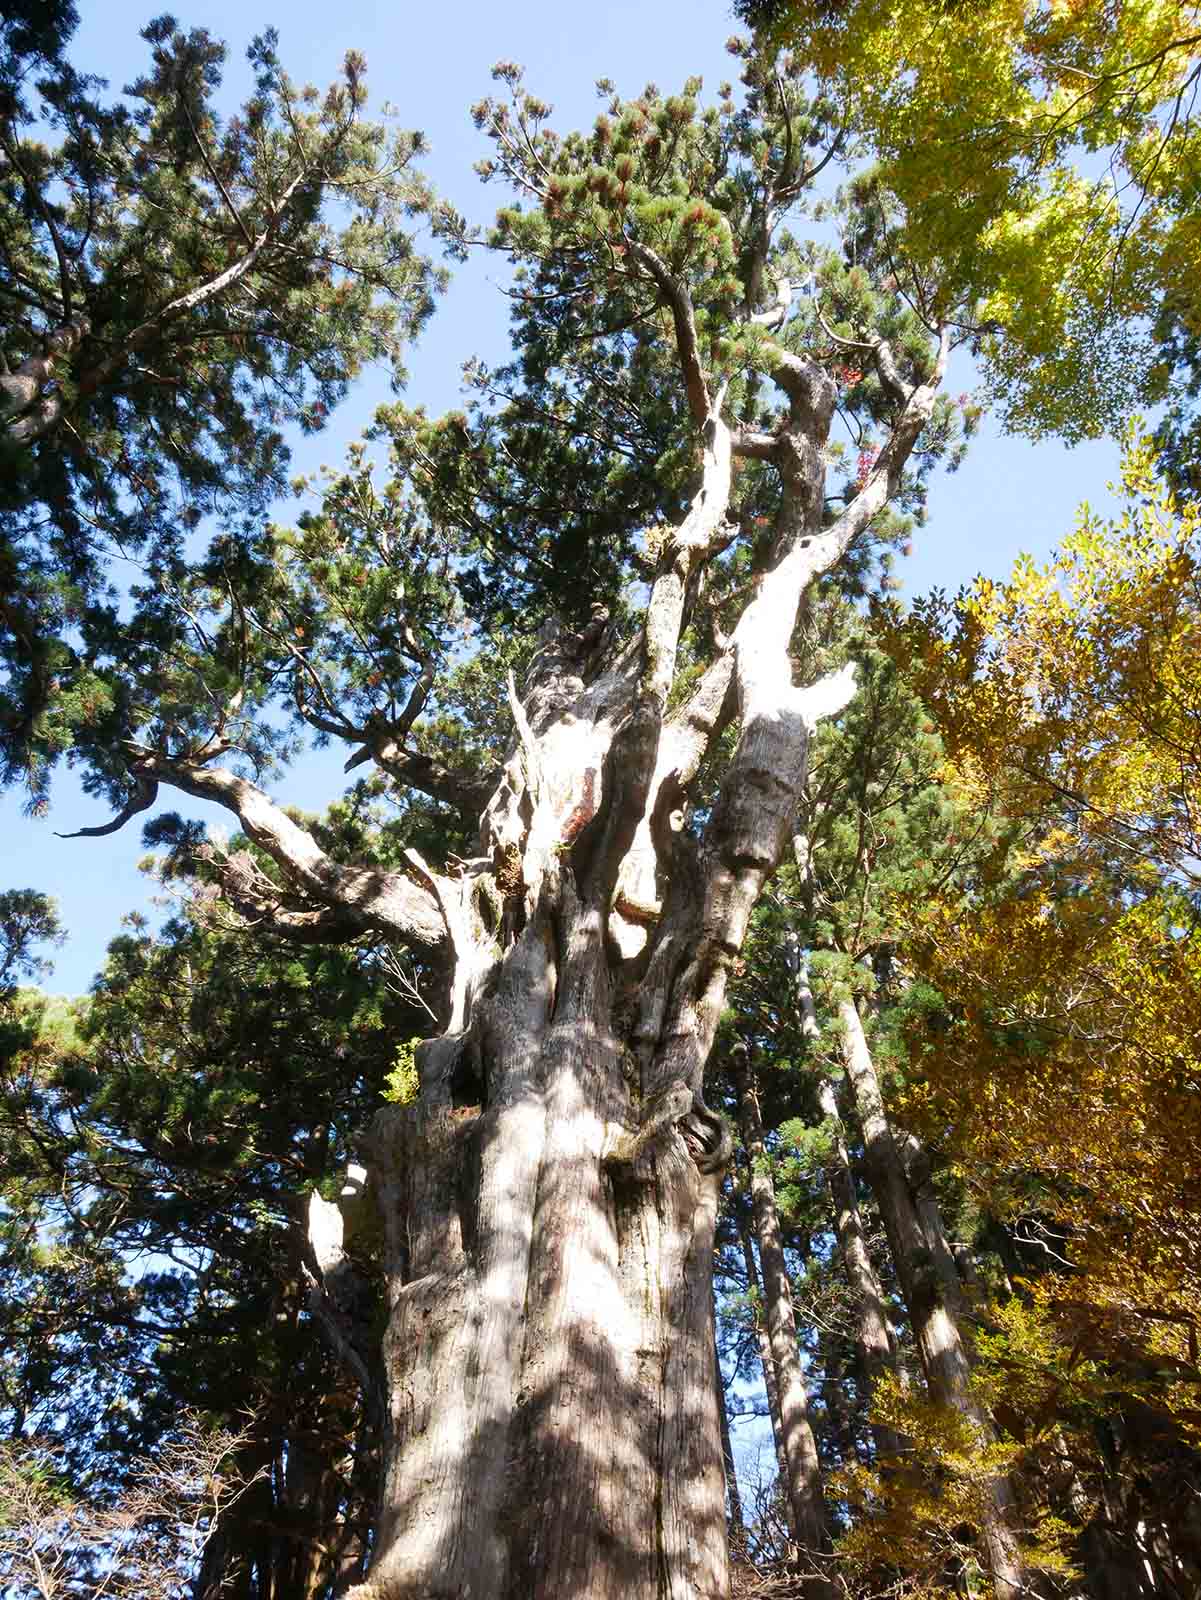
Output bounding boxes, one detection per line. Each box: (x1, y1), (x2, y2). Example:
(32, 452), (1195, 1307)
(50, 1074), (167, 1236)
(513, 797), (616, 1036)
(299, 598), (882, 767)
(746, 1), (1201, 437)
(879, 430), (1201, 1420)
(834, 1368), (1079, 1595)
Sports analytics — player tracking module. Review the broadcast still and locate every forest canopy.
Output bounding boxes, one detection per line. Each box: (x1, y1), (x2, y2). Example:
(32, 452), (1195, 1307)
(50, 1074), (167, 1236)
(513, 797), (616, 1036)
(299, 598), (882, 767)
(1, 5), (1198, 1599)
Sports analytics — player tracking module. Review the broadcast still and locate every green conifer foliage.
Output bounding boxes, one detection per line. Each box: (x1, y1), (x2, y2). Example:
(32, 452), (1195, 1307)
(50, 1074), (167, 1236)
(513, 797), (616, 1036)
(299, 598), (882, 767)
(0, 13), (440, 807)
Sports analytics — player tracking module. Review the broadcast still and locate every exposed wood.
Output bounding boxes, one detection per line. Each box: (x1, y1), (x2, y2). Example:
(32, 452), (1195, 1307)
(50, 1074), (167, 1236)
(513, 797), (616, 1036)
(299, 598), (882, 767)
(93, 179), (955, 1599)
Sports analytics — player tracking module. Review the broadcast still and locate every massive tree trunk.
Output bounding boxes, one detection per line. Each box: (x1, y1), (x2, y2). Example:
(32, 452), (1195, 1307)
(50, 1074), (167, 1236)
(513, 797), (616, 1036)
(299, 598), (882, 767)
(837, 994), (1027, 1599)
(302, 424), (872, 1595)
(95, 258), (948, 1596)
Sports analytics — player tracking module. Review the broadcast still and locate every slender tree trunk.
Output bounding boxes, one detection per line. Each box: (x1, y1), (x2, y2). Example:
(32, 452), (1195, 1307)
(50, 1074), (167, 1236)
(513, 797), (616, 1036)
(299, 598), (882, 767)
(836, 994), (1027, 1599)
(276, 1412), (353, 1598)
(194, 1516), (253, 1600)
(715, 1322), (745, 1536)
(193, 1440), (276, 1600)
(816, 1075), (906, 1466)
(793, 946), (902, 1465)
(896, 1127), (973, 1316)
(328, 1412), (376, 1594)
(739, 1217), (790, 1489)
(817, 1330), (859, 1468)
(734, 1054), (827, 1562)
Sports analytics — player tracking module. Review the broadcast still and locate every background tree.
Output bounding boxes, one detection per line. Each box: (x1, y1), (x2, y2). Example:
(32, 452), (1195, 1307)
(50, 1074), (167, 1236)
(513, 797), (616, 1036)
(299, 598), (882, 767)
(0, 1413), (258, 1600)
(818, 432), (1201, 1596)
(705, 576), (1200, 1594)
(0, 824), (439, 1597)
(715, 611), (1041, 1595)
(884, 431), (1201, 1352)
(735, 0), (1201, 466)
(0, 9), (439, 807)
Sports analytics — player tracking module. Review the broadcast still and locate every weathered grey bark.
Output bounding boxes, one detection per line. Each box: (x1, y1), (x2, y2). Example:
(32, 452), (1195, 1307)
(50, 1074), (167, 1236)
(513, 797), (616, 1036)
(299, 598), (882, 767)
(299, 409), (748, 1600)
(837, 994), (1027, 1599)
(72, 248), (950, 1596)
(0, 318), (88, 443)
(896, 1126), (974, 1315)
(300, 302), (945, 1600)
(734, 1053), (827, 1558)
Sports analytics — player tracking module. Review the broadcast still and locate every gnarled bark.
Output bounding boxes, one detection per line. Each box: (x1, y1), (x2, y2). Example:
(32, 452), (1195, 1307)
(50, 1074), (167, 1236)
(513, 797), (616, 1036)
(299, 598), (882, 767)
(67, 231), (952, 1598)
(314, 413), (872, 1595)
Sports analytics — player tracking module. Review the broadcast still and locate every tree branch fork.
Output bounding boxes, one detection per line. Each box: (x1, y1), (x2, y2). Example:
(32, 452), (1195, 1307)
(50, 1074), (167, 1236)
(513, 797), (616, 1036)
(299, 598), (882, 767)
(56, 208), (951, 1361)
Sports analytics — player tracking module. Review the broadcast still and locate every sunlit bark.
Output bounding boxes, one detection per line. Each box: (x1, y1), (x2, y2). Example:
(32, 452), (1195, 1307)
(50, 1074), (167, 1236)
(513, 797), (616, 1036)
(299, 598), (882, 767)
(83, 248), (954, 1600)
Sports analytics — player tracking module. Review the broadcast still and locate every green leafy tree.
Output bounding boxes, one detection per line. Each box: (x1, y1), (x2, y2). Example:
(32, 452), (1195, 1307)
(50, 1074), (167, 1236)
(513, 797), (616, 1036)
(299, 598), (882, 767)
(0, 888), (62, 998)
(0, 856), (434, 1595)
(736, 0), (1201, 454)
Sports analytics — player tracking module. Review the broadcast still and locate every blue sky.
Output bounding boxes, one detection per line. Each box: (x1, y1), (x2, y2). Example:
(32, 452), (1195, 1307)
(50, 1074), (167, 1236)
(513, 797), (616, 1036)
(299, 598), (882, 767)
(4, 0), (1127, 993)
